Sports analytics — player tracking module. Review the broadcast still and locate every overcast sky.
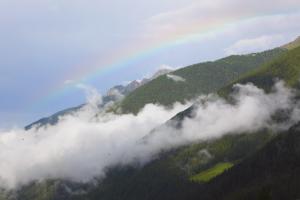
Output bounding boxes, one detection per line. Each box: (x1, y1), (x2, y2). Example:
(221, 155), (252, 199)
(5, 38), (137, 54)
(0, 0), (300, 128)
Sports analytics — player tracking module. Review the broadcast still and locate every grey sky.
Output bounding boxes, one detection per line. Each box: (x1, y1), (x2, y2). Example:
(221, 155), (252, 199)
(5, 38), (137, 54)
(0, 0), (299, 127)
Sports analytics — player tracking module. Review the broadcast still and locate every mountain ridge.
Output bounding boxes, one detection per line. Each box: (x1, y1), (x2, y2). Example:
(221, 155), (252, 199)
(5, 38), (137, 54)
(15, 36), (300, 200)
(120, 48), (285, 114)
(281, 36), (300, 50)
(25, 68), (172, 130)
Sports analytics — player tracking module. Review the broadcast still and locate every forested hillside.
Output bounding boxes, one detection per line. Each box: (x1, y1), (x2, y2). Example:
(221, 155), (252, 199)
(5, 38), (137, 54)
(120, 48), (285, 113)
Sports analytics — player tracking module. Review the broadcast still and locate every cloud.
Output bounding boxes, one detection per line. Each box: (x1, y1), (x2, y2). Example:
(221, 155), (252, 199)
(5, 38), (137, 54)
(106, 88), (124, 101)
(0, 101), (189, 189)
(75, 83), (102, 108)
(224, 35), (287, 55)
(64, 80), (75, 85)
(65, 81), (103, 105)
(143, 0), (300, 40)
(1, 0), (300, 129)
(166, 74), (186, 82)
(0, 81), (298, 189)
(158, 64), (178, 71)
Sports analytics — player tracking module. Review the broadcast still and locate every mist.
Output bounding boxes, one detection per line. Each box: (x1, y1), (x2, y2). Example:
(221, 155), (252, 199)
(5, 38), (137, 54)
(0, 81), (298, 189)
(166, 74), (186, 82)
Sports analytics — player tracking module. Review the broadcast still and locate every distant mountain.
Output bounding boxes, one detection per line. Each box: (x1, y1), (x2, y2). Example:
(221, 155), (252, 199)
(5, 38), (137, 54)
(120, 48), (285, 114)
(25, 68), (172, 130)
(107, 68), (173, 97)
(25, 105), (82, 130)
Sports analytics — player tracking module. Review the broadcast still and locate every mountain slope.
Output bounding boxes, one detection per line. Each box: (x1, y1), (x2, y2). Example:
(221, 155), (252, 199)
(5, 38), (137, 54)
(16, 38), (300, 200)
(219, 45), (300, 96)
(120, 48), (285, 114)
(172, 45), (300, 125)
(25, 69), (172, 130)
(282, 36), (300, 50)
(25, 106), (82, 130)
(198, 123), (300, 200)
(9, 130), (273, 200)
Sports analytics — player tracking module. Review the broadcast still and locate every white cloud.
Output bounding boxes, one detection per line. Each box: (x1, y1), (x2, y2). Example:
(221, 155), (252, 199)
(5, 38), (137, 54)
(75, 83), (102, 108)
(106, 88), (124, 103)
(224, 35), (287, 55)
(158, 64), (179, 71)
(1, 0), (300, 129)
(0, 81), (298, 189)
(142, 0), (300, 41)
(64, 80), (75, 85)
(166, 74), (186, 82)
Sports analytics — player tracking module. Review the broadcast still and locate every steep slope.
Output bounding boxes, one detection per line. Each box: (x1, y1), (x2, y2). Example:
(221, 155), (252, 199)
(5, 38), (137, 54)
(8, 130), (273, 200)
(120, 48), (285, 114)
(11, 119), (300, 200)
(281, 36), (300, 50)
(219, 45), (300, 96)
(25, 106), (82, 130)
(25, 83), (134, 130)
(198, 123), (300, 200)
(173, 45), (300, 123)
(16, 38), (300, 200)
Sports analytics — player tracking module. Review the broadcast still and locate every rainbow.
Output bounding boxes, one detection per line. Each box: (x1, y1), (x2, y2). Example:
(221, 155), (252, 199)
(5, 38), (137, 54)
(29, 13), (279, 109)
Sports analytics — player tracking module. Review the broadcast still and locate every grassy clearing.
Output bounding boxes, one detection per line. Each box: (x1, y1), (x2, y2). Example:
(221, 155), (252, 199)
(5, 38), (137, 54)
(190, 162), (233, 183)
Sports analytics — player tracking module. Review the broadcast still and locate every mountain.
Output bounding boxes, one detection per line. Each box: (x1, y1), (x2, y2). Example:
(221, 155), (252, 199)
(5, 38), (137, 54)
(281, 36), (300, 50)
(197, 122), (300, 200)
(9, 130), (274, 200)
(25, 105), (82, 130)
(219, 44), (300, 96)
(26, 45), (288, 129)
(108, 81), (141, 97)
(75, 39), (300, 200)
(25, 68), (172, 130)
(84, 39), (300, 200)
(150, 68), (174, 79)
(173, 41), (300, 126)
(120, 48), (285, 114)
(25, 90), (122, 130)
(6, 125), (300, 200)
(15, 37), (300, 200)
(108, 68), (173, 96)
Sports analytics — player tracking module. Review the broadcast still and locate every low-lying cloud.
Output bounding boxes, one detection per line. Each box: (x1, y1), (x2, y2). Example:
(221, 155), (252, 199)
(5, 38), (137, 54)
(166, 74), (186, 82)
(0, 81), (299, 189)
